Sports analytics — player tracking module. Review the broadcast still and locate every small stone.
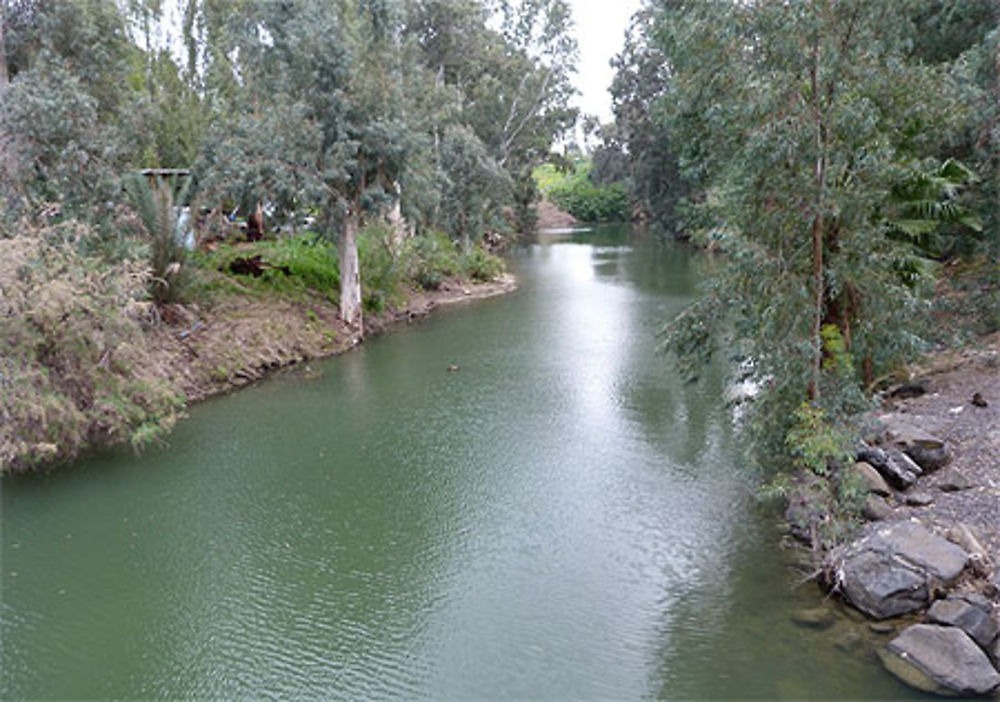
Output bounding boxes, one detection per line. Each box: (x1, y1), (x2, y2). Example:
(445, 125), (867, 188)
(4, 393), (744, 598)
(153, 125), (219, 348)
(863, 494), (894, 521)
(852, 461), (892, 497)
(938, 469), (975, 492)
(927, 597), (999, 649)
(869, 622), (896, 635)
(791, 607), (836, 629)
(905, 491), (934, 507)
(835, 631), (864, 653)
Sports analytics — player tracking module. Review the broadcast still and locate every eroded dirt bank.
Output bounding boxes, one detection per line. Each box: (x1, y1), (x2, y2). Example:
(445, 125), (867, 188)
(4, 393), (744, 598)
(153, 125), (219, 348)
(147, 275), (517, 404)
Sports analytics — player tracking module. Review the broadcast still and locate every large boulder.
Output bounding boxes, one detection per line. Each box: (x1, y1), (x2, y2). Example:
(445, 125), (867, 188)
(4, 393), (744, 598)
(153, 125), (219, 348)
(838, 522), (969, 619)
(928, 595), (999, 649)
(880, 624), (1000, 696)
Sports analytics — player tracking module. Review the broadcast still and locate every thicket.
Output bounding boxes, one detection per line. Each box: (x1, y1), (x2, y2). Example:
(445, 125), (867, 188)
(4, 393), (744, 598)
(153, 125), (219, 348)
(535, 161), (629, 222)
(0, 221), (184, 473)
(643, 0), (999, 487)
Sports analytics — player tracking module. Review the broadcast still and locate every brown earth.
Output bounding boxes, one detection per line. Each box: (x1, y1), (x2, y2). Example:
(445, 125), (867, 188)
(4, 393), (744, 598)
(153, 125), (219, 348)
(878, 332), (1000, 560)
(145, 275), (517, 404)
(535, 199), (578, 230)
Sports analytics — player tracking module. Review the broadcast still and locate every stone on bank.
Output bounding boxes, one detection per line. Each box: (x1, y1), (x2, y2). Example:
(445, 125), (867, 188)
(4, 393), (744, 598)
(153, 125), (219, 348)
(879, 624), (1000, 697)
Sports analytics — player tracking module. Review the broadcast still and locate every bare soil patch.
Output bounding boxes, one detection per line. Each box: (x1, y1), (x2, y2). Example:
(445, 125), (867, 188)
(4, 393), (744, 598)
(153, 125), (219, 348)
(146, 275), (517, 404)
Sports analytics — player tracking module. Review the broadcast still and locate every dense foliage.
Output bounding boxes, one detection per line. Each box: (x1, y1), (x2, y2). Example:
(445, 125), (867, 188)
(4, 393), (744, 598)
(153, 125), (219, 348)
(1, 0), (574, 471)
(639, 0), (1000, 471)
(0, 0), (577, 326)
(535, 161), (628, 222)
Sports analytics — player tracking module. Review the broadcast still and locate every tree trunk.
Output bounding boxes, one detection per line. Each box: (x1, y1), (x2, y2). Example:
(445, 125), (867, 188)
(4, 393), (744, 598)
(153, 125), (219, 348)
(339, 209), (363, 333)
(0, 10), (8, 93)
(808, 34), (827, 402)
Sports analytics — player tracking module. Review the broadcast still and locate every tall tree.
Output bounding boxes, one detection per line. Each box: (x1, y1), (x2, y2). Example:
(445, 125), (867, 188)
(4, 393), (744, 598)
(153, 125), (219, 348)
(656, 0), (970, 464)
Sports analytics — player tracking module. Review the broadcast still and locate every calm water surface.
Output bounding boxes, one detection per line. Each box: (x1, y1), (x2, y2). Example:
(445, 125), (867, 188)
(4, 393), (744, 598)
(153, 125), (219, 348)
(2, 225), (922, 698)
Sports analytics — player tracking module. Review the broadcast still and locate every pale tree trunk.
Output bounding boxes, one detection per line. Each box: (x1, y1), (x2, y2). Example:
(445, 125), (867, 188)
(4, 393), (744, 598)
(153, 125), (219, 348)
(1, 10), (8, 93)
(808, 34), (827, 402)
(339, 210), (363, 333)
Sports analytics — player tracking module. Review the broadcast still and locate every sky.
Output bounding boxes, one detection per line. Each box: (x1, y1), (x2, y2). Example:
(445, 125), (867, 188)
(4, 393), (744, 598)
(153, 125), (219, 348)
(566, 0), (644, 124)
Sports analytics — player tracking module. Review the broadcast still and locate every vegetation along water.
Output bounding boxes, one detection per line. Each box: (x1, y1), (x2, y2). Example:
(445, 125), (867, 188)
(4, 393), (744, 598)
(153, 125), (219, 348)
(2, 0), (999, 698)
(2, 226), (928, 699)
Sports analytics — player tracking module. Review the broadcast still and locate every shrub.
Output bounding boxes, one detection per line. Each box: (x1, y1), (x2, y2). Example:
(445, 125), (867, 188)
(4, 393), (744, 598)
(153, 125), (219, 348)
(0, 222), (184, 472)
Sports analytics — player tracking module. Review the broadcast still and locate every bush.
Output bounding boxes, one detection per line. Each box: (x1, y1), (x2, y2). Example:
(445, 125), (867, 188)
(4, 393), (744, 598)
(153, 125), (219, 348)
(535, 160), (629, 222)
(407, 231), (462, 290)
(463, 246), (505, 282)
(0, 222), (184, 472)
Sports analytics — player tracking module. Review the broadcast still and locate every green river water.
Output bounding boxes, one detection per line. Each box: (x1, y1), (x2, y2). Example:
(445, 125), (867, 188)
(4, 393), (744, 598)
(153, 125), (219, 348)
(2, 225), (924, 699)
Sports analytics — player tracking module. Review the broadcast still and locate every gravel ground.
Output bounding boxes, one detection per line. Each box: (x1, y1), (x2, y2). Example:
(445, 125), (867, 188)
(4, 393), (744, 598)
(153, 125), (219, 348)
(880, 332), (1000, 561)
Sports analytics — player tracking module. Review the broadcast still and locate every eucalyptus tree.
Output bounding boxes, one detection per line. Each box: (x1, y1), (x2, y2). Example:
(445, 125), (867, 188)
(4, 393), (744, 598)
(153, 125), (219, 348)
(654, 0), (972, 465)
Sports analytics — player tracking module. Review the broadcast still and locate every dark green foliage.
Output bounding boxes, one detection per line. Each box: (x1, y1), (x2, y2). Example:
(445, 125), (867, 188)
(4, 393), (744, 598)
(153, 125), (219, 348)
(124, 175), (192, 305)
(544, 165), (628, 222)
(654, 0), (991, 474)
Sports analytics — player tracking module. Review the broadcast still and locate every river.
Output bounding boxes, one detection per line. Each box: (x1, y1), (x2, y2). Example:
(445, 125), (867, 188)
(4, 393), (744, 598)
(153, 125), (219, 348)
(1, 224), (922, 699)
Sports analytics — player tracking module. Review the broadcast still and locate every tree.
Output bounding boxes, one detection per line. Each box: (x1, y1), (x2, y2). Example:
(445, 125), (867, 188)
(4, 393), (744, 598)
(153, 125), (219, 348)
(655, 0), (971, 466)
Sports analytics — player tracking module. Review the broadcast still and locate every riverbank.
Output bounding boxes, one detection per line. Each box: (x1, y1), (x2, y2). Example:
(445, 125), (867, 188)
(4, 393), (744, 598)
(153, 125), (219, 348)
(0, 226), (515, 474)
(786, 332), (1000, 696)
(144, 274), (517, 405)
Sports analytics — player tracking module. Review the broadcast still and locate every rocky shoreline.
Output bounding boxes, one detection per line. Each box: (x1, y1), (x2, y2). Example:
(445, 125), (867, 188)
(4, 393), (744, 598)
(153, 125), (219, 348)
(787, 335), (1000, 697)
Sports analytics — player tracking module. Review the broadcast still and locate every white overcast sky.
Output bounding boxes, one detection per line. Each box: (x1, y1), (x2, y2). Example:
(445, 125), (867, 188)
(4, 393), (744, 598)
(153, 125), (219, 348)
(566, 0), (643, 123)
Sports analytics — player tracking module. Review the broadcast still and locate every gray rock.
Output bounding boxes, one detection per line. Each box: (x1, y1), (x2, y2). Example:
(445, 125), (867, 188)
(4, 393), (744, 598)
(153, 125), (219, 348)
(791, 607), (836, 629)
(938, 468), (976, 492)
(856, 445), (917, 490)
(927, 597), (999, 649)
(840, 549), (928, 619)
(906, 440), (952, 472)
(837, 522), (969, 619)
(876, 415), (952, 471)
(870, 622), (896, 635)
(852, 461), (892, 497)
(864, 494), (894, 521)
(889, 448), (924, 477)
(880, 624), (1000, 696)
(906, 491), (934, 507)
(864, 522), (969, 583)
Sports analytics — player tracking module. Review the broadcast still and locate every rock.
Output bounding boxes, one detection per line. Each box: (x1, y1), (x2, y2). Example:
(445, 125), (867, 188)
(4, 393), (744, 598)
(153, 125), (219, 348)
(888, 448), (924, 477)
(863, 494), (894, 521)
(905, 491), (934, 507)
(852, 461), (892, 497)
(946, 523), (990, 576)
(870, 622), (897, 635)
(835, 630), (865, 653)
(791, 607), (836, 629)
(837, 522), (969, 619)
(906, 440), (952, 473)
(880, 624), (1000, 696)
(856, 445), (917, 490)
(938, 468), (975, 492)
(840, 549), (929, 619)
(876, 415), (952, 471)
(927, 596), (999, 649)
